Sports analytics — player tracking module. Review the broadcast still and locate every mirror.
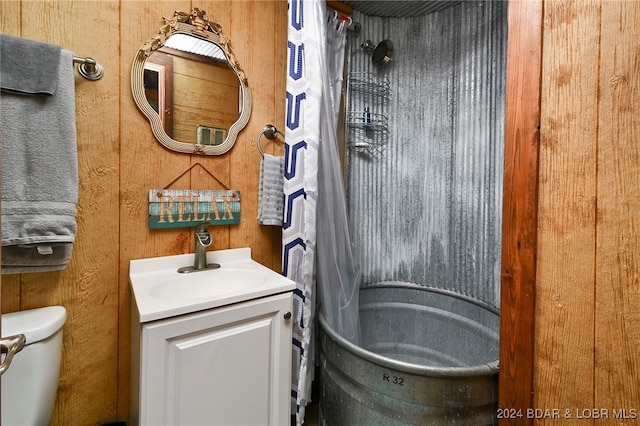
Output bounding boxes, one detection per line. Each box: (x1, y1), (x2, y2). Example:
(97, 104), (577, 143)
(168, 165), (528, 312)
(131, 8), (251, 155)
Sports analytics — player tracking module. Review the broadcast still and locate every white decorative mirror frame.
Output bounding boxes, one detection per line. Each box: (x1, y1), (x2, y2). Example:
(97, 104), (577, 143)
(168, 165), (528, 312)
(131, 8), (251, 155)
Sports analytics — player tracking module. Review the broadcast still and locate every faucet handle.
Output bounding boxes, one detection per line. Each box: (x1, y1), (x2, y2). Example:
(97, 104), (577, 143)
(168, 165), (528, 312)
(195, 222), (212, 247)
(196, 232), (212, 247)
(195, 222), (212, 233)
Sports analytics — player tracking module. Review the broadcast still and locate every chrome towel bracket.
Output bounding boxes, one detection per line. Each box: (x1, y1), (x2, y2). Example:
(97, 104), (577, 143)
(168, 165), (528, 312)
(256, 124), (284, 157)
(73, 56), (104, 81)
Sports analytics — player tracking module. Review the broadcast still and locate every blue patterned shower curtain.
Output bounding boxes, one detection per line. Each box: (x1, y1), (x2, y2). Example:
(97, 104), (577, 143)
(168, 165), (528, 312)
(284, 1), (350, 424)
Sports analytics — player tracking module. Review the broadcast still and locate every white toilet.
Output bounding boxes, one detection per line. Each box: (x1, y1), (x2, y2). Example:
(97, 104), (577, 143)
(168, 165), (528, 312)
(1, 306), (66, 426)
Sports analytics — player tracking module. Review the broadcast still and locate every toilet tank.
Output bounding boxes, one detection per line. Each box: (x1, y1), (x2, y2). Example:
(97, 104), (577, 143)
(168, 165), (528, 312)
(1, 306), (66, 426)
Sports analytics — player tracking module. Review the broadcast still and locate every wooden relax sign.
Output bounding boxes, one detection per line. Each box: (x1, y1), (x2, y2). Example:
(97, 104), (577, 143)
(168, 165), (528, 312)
(149, 189), (240, 229)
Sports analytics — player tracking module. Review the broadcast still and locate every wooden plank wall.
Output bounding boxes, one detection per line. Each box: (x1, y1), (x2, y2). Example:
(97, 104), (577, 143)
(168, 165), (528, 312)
(1, 1), (286, 424)
(172, 56), (240, 142)
(535, 0), (640, 423)
(595, 0), (640, 416)
(3, 0), (638, 424)
(118, 1), (286, 420)
(1, 1), (121, 423)
(537, 0), (599, 416)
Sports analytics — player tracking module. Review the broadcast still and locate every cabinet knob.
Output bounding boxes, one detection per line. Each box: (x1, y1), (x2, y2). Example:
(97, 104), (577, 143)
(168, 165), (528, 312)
(284, 311), (292, 320)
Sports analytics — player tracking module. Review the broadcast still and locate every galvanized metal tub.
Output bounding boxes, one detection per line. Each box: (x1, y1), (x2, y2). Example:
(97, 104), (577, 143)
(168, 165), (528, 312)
(319, 282), (499, 425)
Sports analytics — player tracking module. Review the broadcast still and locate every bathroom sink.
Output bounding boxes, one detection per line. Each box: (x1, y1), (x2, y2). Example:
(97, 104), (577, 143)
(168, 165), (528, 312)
(129, 247), (296, 323)
(149, 268), (268, 301)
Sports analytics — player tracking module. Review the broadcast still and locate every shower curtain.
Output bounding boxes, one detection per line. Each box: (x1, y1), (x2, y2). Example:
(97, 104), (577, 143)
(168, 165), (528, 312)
(316, 8), (361, 345)
(284, 1), (358, 424)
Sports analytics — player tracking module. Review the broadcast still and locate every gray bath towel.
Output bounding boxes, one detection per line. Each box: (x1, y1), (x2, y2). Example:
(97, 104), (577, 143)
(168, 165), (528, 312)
(1, 244), (73, 273)
(0, 34), (61, 96)
(1, 48), (78, 274)
(257, 154), (285, 226)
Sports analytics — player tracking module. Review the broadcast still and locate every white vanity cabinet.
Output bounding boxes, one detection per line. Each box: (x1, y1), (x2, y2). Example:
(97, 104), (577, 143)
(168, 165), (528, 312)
(129, 248), (296, 426)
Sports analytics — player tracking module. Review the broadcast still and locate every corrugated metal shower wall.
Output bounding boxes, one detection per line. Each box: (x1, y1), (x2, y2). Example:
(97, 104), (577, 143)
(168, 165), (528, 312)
(345, 1), (507, 308)
(343, 0), (464, 18)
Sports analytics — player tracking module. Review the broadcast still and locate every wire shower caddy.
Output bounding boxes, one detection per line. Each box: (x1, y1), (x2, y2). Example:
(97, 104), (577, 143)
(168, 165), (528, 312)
(346, 72), (390, 155)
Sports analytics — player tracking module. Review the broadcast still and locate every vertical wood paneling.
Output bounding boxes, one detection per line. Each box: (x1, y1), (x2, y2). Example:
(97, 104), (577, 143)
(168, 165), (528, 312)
(117, 2), (192, 420)
(0, 1), (20, 34)
(193, 0), (235, 258)
(536, 1), (600, 420)
(1, 0), (638, 423)
(499, 0), (542, 419)
(223, 0), (287, 270)
(117, 1), (286, 422)
(1, 1), (285, 424)
(595, 0), (640, 413)
(1, 1), (121, 424)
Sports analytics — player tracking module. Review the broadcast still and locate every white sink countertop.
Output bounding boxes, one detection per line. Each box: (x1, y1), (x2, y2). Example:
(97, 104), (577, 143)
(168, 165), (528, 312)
(130, 247), (295, 323)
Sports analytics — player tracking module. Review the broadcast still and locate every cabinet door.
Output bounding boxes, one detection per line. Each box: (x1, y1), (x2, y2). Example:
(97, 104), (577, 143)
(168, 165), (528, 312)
(140, 293), (292, 426)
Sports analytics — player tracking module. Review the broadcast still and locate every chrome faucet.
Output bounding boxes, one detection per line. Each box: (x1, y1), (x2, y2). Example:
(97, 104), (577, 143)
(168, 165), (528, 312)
(177, 223), (221, 273)
(194, 222), (212, 269)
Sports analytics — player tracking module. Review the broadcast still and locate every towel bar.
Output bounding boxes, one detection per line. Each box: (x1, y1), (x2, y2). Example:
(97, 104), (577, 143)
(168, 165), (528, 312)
(72, 56), (104, 81)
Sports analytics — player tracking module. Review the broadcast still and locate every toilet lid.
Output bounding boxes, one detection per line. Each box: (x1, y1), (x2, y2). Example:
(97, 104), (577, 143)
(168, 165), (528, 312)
(1, 306), (66, 345)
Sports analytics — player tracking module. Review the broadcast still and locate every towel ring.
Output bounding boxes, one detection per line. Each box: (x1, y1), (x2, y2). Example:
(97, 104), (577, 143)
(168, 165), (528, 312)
(257, 124), (284, 157)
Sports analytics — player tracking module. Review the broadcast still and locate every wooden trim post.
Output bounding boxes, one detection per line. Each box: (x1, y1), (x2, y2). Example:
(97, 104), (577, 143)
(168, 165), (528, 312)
(499, 0), (543, 422)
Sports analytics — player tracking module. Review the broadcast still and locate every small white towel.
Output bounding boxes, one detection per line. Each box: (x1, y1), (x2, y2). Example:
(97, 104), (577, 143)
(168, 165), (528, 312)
(257, 154), (285, 226)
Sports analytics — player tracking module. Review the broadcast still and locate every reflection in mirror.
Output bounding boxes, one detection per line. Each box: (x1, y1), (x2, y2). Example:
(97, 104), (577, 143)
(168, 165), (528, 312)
(144, 62), (172, 136)
(131, 8), (251, 155)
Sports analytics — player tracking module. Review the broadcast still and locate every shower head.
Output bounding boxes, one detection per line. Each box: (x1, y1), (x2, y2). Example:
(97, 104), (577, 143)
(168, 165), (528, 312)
(361, 39), (394, 67)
